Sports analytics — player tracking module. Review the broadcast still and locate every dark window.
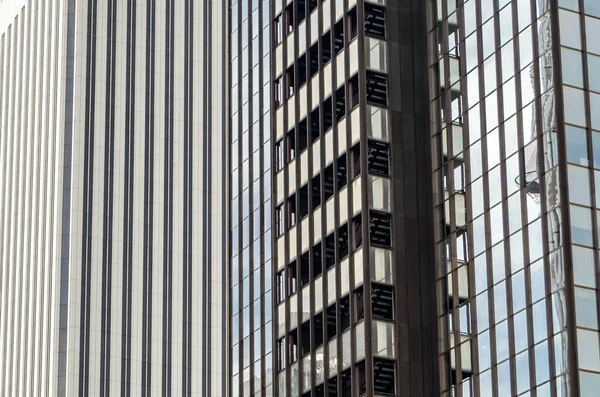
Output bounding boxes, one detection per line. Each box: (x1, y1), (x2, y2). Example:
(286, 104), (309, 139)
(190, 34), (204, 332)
(370, 210), (392, 248)
(322, 31), (332, 64)
(366, 71), (388, 107)
(312, 242), (323, 279)
(349, 74), (359, 109)
(300, 251), (310, 287)
(348, 7), (358, 42)
(337, 153), (347, 189)
(308, 0), (319, 14)
(340, 368), (352, 396)
(327, 376), (338, 397)
(311, 174), (322, 210)
(285, 2), (295, 35)
(285, 65), (295, 98)
(326, 303), (337, 340)
(287, 128), (296, 162)
(373, 358), (395, 395)
(298, 118), (308, 153)
(288, 194), (297, 228)
(297, 54), (308, 88)
(296, 0), (307, 24)
(338, 223), (349, 260)
(323, 97), (333, 132)
(324, 233), (336, 270)
(351, 143), (361, 179)
(323, 164), (335, 201)
(309, 42), (320, 77)
(365, 3), (386, 39)
(288, 260), (298, 295)
(357, 361), (367, 395)
(333, 18), (344, 55)
(315, 384), (325, 397)
(335, 85), (346, 122)
(371, 283), (394, 321)
(314, 311), (324, 347)
(310, 107), (320, 142)
(300, 319), (311, 356)
(340, 294), (351, 332)
(298, 184), (309, 219)
(355, 286), (365, 322)
(289, 329), (298, 363)
(368, 139), (390, 176)
(353, 214), (363, 250)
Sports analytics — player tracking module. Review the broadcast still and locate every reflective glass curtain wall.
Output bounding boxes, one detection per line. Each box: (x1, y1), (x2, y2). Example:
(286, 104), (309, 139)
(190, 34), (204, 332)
(432, 0), (600, 396)
(230, 0), (274, 396)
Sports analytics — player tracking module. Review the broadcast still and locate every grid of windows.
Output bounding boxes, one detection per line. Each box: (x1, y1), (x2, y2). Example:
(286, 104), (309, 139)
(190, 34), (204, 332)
(431, 0), (571, 396)
(271, 0), (396, 396)
(230, 1), (273, 397)
(558, 2), (600, 394)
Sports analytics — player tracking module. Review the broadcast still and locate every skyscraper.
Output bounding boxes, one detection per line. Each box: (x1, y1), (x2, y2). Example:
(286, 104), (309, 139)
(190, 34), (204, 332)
(231, 0), (600, 396)
(0, 0), (227, 396)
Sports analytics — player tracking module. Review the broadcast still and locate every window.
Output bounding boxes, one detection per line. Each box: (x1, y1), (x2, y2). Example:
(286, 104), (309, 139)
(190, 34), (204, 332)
(370, 210), (392, 248)
(288, 260), (298, 295)
(288, 329), (298, 363)
(311, 174), (322, 210)
(353, 214), (363, 250)
(324, 233), (336, 269)
(351, 143), (361, 179)
(285, 65), (295, 98)
(298, 184), (309, 219)
(277, 337), (286, 370)
(366, 71), (388, 107)
(340, 294), (351, 332)
(349, 74), (359, 109)
(287, 128), (296, 162)
(322, 31), (332, 64)
(335, 85), (346, 122)
(333, 18), (344, 55)
(274, 14), (283, 45)
(355, 286), (365, 321)
(337, 153), (348, 189)
(371, 283), (394, 321)
(348, 7), (358, 42)
(275, 76), (283, 107)
(326, 303), (337, 340)
(365, 3), (386, 39)
(300, 251), (310, 287)
(298, 118), (308, 153)
(275, 139), (285, 171)
(314, 311), (324, 347)
(373, 358), (395, 394)
(310, 107), (320, 142)
(338, 223), (349, 260)
(312, 242), (323, 279)
(368, 139), (390, 176)
(323, 164), (335, 201)
(300, 319), (311, 356)
(276, 270), (285, 303)
(287, 194), (297, 228)
(285, 2), (295, 35)
(309, 41), (320, 77)
(323, 96), (333, 131)
(275, 204), (284, 237)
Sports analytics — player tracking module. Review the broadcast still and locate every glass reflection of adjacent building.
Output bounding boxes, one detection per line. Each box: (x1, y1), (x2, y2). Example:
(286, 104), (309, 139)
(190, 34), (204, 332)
(433, 0), (600, 396)
(230, 0), (274, 396)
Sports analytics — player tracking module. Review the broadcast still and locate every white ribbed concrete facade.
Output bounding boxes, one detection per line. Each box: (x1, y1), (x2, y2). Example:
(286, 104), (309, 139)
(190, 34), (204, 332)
(0, 1), (228, 396)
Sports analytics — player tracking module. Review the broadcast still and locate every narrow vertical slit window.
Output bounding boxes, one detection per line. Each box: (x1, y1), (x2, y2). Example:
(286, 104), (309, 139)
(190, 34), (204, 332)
(340, 294), (351, 332)
(333, 18), (345, 55)
(287, 128), (296, 162)
(311, 173), (322, 210)
(288, 194), (297, 228)
(338, 223), (349, 260)
(324, 232), (336, 270)
(298, 184), (309, 219)
(288, 260), (298, 295)
(348, 7), (358, 42)
(275, 138), (285, 172)
(285, 2), (295, 35)
(276, 270), (285, 303)
(288, 329), (299, 363)
(326, 303), (337, 340)
(310, 107), (320, 142)
(313, 242), (323, 279)
(274, 13), (283, 45)
(285, 65), (295, 98)
(323, 163), (335, 201)
(275, 204), (284, 237)
(298, 118), (308, 153)
(314, 312), (324, 347)
(275, 76), (283, 107)
(309, 42), (320, 77)
(300, 251), (310, 287)
(335, 85), (346, 122)
(337, 153), (348, 189)
(297, 54), (308, 88)
(322, 31), (332, 65)
(351, 143), (361, 179)
(349, 74), (359, 109)
(373, 358), (395, 395)
(353, 214), (363, 250)
(323, 96), (334, 131)
(371, 283), (394, 321)
(277, 337), (286, 371)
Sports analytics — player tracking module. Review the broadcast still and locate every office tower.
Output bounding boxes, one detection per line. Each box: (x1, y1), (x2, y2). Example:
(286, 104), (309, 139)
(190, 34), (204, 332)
(0, 0), (227, 396)
(230, 0), (600, 396)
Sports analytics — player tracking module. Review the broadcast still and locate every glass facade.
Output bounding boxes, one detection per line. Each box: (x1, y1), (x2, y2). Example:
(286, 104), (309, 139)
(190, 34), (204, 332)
(432, 0), (600, 396)
(230, 0), (600, 396)
(230, 0), (274, 396)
